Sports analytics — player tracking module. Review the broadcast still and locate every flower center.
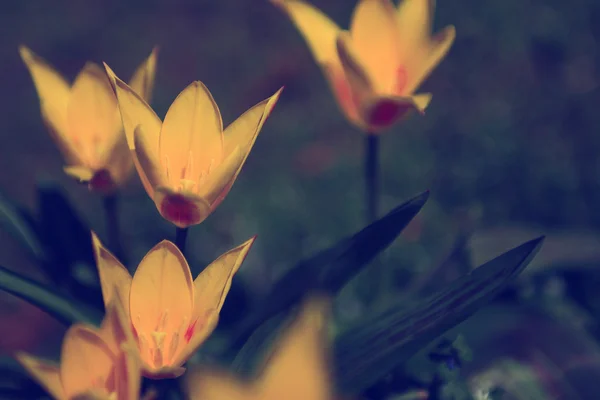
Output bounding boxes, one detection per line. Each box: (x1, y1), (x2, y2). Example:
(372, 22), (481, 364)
(135, 309), (190, 369)
(163, 152), (217, 194)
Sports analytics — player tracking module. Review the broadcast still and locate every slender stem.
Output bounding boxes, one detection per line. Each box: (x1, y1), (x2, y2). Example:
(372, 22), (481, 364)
(175, 227), (189, 255)
(365, 134), (379, 222)
(103, 194), (125, 262)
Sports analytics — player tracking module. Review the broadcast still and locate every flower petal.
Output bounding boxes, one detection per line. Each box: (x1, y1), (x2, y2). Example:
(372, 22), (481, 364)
(113, 345), (141, 400)
(154, 187), (211, 228)
(19, 46), (80, 164)
(128, 47), (159, 102)
(170, 237), (255, 367)
(185, 368), (256, 400)
(271, 0), (341, 65)
(103, 135), (134, 189)
(98, 292), (136, 357)
(60, 325), (115, 399)
(133, 125), (167, 197)
(396, 0), (435, 57)
(129, 241), (194, 336)
(92, 232), (132, 318)
(15, 353), (65, 400)
(258, 296), (332, 400)
(64, 166), (95, 183)
(349, 0), (401, 92)
(197, 146), (244, 206)
(159, 81), (223, 188)
(405, 25), (455, 94)
(68, 63), (121, 166)
(363, 93), (431, 132)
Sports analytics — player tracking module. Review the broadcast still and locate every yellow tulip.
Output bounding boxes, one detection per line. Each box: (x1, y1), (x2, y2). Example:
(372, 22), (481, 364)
(16, 297), (141, 400)
(103, 64), (282, 228)
(92, 231), (255, 378)
(273, 0), (455, 133)
(19, 46), (157, 193)
(186, 296), (334, 400)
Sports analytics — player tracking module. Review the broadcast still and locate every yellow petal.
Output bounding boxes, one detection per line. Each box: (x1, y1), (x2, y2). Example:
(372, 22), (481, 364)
(60, 325), (115, 399)
(92, 232), (132, 318)
(159, 81), (224, 188)
(64, 166), (95, 183)
(19, 46), (80, 165)
(171, 237), (255, 367)
(197, 146), (244, 206)
(133, 125), (167, 197)
(129, 241), (194, 336)
(362, 93), (431, 132)
(258, 296), (332, 400)
(68, 63), (121, 166)
(128, 47), (159, 102)
(103, 135), (134, 188)
(185, 368), (256, 400)
(396, 0), (435, 58)
(154, 187), (211, 228)
(15, 353), (66, 400)
(98, 292), (136, 357)
(349, 0), (401, 92)
(271, 0), (341, 65)
(404, 25), (455, 94)
(112, 345), (141, 400)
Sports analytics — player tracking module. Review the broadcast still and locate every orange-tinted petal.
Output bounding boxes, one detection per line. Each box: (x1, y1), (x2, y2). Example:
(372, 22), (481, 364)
(64, 166), (95, 183)
(15, 353), (65, 400)
(271, 0), (341, 65)
(185, 368), (256, 400)
(67, 63), (121, 166)
(159, 81), (223, 188)
(60, 325), (115, 399)
(98, 293), (136, 357)
(129, 241), (194, 336)
(128, 47), (159, 102)
(171, 238), (255, 367)
(350, 0), (401, 92)
(133, 125), (167, 197)
(197, 146), (243, 206)
(112, 345), (141, 400)
(19, 46), (80, 165)
(258, 296), (332, 400)
(154, 188), (211, 228)
(396, 0), (435, 58)
(103, 135), (134, 189)
(363, 93), (431, 132)
(92, 232), (132, 317)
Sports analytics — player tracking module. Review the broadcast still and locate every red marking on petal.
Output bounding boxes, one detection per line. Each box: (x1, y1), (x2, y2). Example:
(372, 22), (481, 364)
(332, 72), (360, 121)
(184, 320), (197, 343)
(395, 66), (408, 94)
(90, 170), (116, 193)
(368, 99), (407, 129)
(159, 194), (202, 227)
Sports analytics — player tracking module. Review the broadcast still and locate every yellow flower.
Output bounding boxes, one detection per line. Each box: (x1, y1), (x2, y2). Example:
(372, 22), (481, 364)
(19, 46), (157, 193)
(273, 0), (455, 133)
(16, 297), (141, 400)
(92, 231), (255, 378)
(186, 296), (334, 400)
(103, 64), (282, 228)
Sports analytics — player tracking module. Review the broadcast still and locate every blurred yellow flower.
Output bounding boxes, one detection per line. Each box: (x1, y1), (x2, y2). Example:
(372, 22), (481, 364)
(186, 296), (334, 400)
(273, 0), (455, 133)
(92, 232), (255, 378)
(16, 297), (141, 400)
(103, 64), (282, 228)
(19, 46), (157, 193)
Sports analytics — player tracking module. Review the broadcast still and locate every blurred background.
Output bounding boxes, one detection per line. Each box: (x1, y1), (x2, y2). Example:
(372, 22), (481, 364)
(2, 0), (600, 398)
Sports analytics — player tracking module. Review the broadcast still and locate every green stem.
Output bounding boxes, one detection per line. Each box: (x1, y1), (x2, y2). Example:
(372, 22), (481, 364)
(364, 133), (383, 306)
(103, 194), (125, 263)
(175, 227), (189, 255)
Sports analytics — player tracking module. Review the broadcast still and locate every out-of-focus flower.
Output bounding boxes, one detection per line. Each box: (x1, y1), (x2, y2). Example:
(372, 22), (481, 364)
(186, 296), (334, 400)
(103, 64), (282, 228)
(16, 297), (141, 400)
(272, 0), (455, 133)
(92, 232), (255, 378)
(19, 46), (157, 193)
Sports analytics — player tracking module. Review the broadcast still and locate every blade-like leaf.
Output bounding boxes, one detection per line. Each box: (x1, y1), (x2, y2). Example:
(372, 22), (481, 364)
(231, 191), (429, 347)
(0, 264), (102, 326)
(0, 192), (45, 262)
(334, 236), (544, 393)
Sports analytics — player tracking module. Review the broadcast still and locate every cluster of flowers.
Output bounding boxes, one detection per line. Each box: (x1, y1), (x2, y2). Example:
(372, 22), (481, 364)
(14, 0), (454, 399)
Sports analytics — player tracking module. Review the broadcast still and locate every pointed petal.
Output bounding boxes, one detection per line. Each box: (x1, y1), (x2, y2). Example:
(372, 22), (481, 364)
(185, 368), (255, 400)
(171, 237), (255, 367)
(363, 93), (431, 132)
(128, 47), (159, 102)
(92, 232), (132, 317)
(350, 0), (401, 92)
(271, 0), (341, 65)
(15, 353), (66, 400)
(60, 325), (115, 399)
(103, 134), (134, 188)
(113, 345), (141, 400)
(68, 63), (121, 165)
(103, 63), (162, 151)
(133, 125), (167, 197)
(19, 46), (80, 164)
(396, 0), (435, 57)
(159, 81), (223, 188)
(130, 241), (194, 335)
(258, 296), (332, 400)
(98, 293), (136, 357)
(64, 166), (95, 183)
(405, 25), (455, 93)
(198, 146), (244, 206)
(154, 188), (212, 228)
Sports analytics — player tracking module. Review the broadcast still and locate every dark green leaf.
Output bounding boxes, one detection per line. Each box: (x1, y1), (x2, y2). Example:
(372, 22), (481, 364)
(231, 191), (429, 348)
(0, 192), (45, 262)
(334, 236), (544, 393)
(0, 264), (102, 326)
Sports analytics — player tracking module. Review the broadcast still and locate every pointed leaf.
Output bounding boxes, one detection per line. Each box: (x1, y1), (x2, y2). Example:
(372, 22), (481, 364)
(0, 191), (45, 262)
(0, 264), (101, 326)
(334, 237), (544, 393)
(232, 191), (429, 348)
